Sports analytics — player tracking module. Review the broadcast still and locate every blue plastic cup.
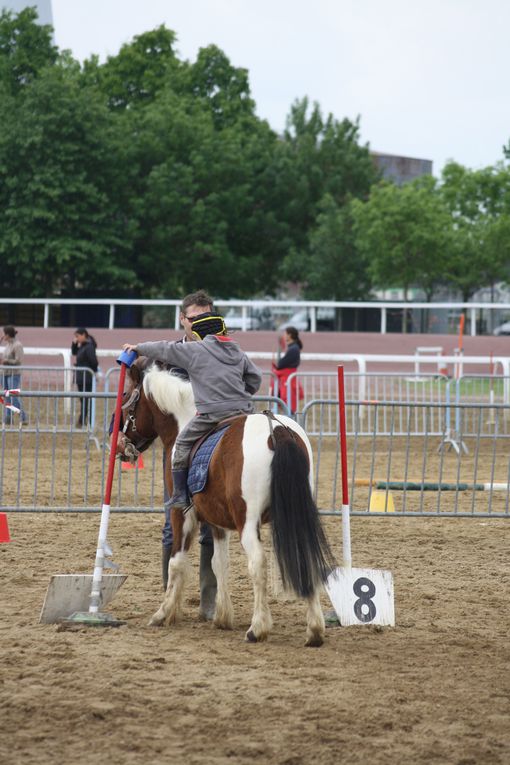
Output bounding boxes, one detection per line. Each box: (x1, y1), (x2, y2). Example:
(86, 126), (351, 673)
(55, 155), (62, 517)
(116, 349), (138, 367)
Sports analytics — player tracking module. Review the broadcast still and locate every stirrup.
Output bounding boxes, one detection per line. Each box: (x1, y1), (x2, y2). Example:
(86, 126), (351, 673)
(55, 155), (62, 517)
(170, 497), (193, 514)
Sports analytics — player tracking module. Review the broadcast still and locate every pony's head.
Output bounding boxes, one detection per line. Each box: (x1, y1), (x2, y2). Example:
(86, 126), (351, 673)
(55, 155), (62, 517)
(115, 357), (195, 463)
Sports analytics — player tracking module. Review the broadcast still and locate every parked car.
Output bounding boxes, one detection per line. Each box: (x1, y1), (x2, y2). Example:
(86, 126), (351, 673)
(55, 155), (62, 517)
(277, 308), (336, 332)
(223, 308), (275, 331)
(493, 322), (510, 336)
(278, 311), (310, 332)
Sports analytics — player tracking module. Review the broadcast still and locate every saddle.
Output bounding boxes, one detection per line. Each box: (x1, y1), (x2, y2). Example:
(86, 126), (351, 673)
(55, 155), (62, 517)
(186, 411), (292, 496)
(187, 414), (247, 496)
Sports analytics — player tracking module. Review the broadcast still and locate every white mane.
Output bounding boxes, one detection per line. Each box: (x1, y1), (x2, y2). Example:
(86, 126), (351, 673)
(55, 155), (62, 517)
(143, 366), (196, 432)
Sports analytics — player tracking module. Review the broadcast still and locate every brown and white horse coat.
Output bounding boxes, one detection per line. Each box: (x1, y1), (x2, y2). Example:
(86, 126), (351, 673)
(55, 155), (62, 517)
(119, 360), (336, 646)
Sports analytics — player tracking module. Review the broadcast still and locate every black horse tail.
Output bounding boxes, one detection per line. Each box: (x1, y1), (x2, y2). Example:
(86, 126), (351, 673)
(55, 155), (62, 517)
(270, 426), (337, 598)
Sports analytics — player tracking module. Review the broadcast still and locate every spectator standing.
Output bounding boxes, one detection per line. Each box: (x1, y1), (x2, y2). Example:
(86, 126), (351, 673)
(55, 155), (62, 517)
(71, 328), (98, 427)
(1, 325), (27, 424)
(273, 326), (304, 415)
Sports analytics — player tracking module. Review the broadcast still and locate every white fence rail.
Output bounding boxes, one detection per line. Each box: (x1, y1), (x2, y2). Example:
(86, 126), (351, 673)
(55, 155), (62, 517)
(2, 297), (510, 334)
(2, 347), (509, 386)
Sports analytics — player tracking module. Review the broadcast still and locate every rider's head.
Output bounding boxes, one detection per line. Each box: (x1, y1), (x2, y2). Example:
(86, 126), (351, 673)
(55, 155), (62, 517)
(180, 290), (214, 341)
(190, 312), (227, 340)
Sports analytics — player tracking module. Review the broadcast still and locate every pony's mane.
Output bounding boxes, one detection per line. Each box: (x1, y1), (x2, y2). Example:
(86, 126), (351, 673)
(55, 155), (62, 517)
(143, 365), (196, 430)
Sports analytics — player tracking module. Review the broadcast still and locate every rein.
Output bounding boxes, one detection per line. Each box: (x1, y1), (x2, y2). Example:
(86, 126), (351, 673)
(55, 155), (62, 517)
(262, 410), (296, 450)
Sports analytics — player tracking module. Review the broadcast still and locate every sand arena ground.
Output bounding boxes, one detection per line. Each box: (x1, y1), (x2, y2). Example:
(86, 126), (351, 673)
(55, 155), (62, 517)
(1, 328), (510, 763)
(1, 508), (510, 765)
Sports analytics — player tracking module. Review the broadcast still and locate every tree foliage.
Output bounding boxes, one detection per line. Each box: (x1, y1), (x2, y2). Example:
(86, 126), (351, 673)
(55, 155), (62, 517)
(277, 99), (377, 297)
(439, 162), (510, 300)
(0, 11), (380, 299)
(0, 62), (134, 296)
(0, 7), (57, 96)
(0, 9), (509, 305)
(352, 176), (452, 302)
(286, 194), (371, 300)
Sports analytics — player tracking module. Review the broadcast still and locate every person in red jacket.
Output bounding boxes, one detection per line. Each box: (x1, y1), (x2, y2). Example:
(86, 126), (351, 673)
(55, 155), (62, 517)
(272, 326), (304, 415)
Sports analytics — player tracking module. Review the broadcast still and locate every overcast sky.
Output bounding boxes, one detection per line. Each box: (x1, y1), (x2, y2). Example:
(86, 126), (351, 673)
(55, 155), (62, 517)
(50, 0), (510, 176)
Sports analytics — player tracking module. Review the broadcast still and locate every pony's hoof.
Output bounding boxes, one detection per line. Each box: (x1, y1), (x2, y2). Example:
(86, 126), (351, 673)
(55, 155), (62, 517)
(148, 611), (165, 627)
(305, 635), (324, 648)
(213, 618), (233, 631)
(199, 604), (216, 622)
(245, 628), (268, 643)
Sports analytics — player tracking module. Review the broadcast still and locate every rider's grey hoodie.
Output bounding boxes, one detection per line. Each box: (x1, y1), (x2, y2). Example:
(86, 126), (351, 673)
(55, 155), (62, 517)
(135, 335), (262, 414)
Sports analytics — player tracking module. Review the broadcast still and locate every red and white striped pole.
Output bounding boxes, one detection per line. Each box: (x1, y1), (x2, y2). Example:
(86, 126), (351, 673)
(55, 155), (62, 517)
(88, 351), (136, 614)
(337, 365), (352, 568)
(0, 389), (21, 414)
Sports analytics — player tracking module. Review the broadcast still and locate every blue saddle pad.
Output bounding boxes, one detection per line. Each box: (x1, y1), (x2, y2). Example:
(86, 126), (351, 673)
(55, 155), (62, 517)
(187, 425), (229, 495)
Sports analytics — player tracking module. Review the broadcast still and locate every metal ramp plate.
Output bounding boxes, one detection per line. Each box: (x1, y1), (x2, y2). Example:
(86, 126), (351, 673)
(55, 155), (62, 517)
(39, 574), (127, 624)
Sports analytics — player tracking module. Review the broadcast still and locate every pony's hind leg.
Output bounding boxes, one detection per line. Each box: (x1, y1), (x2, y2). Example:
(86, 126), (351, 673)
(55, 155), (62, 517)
(304, 590), (325, 647)
(212, 530), (233, 630)
(241, 520), (273, 643)
(149, 508), (198, 627)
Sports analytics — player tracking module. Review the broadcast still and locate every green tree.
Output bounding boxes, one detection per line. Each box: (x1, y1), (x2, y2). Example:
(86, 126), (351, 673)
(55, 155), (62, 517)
(282, 193), (371, 300)
(0, 7), (57, 96)
(276, 98), (377, 291)
(352, 177), (452, 329)
(82, 26), (183, 110)
(186, 44), (256, 130)
(0, 62), (135, 296)
(125, 89), (285, 296)
(440, 162), (510, 303)
(279, 99), (375, 244)
(0, 13), (388, 301)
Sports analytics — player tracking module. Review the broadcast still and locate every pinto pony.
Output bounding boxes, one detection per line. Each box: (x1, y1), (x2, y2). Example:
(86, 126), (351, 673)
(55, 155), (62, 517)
(117, 358), (336, 646)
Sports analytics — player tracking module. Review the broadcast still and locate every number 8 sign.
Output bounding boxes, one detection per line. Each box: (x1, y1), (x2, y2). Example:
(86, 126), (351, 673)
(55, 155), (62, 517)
(326, 567), (395, 627)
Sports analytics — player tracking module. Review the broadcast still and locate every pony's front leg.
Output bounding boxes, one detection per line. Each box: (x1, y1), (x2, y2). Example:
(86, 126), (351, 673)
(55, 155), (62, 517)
(212, 530), (234, 630)
(149, 507), (198, 627)
(241, 520), (273, 642)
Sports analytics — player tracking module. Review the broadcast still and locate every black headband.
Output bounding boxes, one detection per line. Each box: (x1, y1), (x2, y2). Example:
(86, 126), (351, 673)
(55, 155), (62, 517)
(190, 312), (227, 339)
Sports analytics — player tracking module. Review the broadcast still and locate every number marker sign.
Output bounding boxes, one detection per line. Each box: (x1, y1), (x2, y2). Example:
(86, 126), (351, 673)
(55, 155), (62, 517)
(326, 567), (395, 627)
(327, 366), (396, 628)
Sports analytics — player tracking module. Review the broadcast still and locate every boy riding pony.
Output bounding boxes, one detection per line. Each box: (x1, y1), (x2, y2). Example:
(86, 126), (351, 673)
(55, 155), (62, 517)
(123, 312), (262, 511)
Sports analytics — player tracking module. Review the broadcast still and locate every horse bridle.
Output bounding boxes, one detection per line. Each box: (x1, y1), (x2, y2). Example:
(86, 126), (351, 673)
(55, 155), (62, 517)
(115, 379), (157, 462)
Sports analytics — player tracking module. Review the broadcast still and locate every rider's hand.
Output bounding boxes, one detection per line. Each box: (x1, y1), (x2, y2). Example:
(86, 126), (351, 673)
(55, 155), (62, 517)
(122, 343), (138, 354)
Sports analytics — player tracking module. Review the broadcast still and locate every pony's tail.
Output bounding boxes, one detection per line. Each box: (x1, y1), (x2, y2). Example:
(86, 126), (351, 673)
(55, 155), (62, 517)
(270, 427), (337, 598)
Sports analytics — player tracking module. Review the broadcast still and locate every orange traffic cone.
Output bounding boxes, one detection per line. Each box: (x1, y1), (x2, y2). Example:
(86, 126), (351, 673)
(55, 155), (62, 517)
(0, 512), (10, 543)
(121, 455), (144, 471)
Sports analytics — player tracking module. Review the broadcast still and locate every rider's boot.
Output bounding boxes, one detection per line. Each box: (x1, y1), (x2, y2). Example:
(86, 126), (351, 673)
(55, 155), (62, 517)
(169, 468), (190, 510)
(198, 542), (217, 621)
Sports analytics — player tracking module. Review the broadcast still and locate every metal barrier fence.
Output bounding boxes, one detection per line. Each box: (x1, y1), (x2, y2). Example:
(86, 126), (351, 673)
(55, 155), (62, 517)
(0, 390), (289, 513)
(292, 372), (450, 435)
(305, 399), (510, 517)
(1, 390), (509, 518)
(290, 373), (510, 438)
(1, 366), (98, 427)
(7, 365), (507, 440)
